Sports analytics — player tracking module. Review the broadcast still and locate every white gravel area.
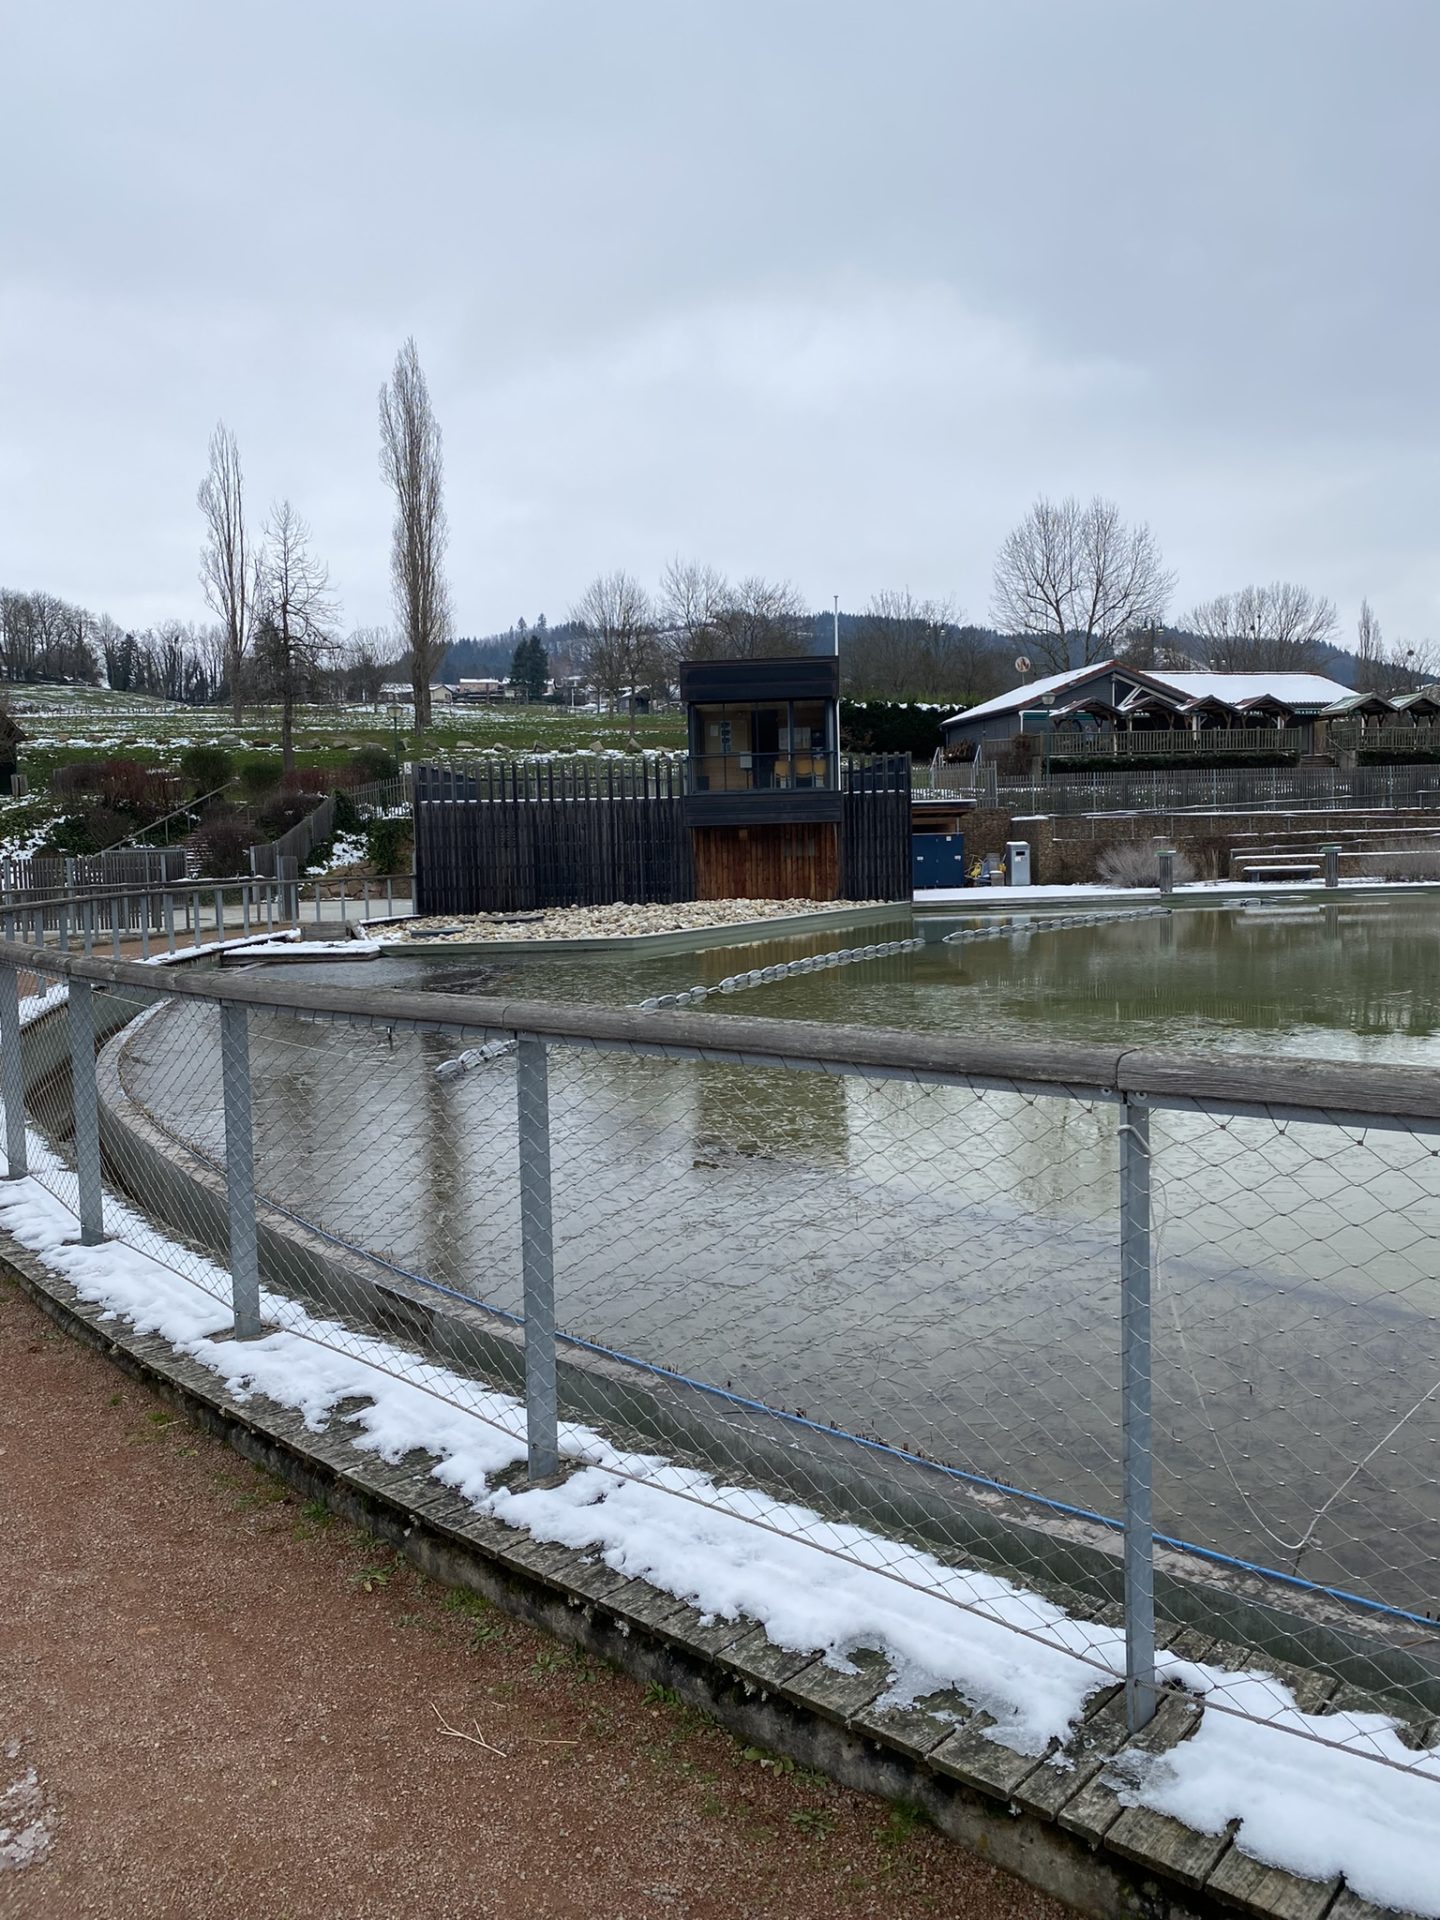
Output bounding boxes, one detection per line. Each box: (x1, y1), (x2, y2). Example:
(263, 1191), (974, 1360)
(379, 898), (885, 943)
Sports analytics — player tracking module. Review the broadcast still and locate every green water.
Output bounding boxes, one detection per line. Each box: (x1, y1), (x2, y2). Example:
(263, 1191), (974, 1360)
(128, 896), (1439, 1612)
(354, 895), (1440, 1065)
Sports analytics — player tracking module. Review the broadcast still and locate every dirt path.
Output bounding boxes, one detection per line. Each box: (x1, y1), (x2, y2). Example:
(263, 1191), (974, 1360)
(0, 1275), (1070, 1920)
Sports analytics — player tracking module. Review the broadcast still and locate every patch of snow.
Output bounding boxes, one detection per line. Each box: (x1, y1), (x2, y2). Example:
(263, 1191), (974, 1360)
(306, 831), (369, 875)
(1127, 1664), (1440, 1915)
(0, 1759), (55, 1873)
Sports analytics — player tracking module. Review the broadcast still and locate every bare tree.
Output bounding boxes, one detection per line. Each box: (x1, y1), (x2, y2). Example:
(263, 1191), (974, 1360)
(379, 339), (450, 734)
(991, 495), (1175, 673)
(255, 501), (339, 770)
(658, 557), (731, 660)
(197, 422), (253, 721)
(1184, 582), (1338, 671)
(1354, 597), (1385, 691)
(571, 570), (658, 747)
(343, 627), (391, 706)
(710, 575), (812, 658)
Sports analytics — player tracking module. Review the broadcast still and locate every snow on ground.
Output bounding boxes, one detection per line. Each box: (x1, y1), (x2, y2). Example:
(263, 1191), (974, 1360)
(914, 878), (1440, 904)
(305, 832), (369, 875)
(6, 933), (1440, 1910)
(0, 1746), (56, 1873)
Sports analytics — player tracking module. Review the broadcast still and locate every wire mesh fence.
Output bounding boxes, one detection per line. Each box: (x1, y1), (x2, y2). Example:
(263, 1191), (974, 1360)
(3, 925), (1440, 1797)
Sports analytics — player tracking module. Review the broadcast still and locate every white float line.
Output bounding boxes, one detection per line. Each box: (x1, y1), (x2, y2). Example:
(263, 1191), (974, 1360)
(637, 936), (927, 1011)
(437, 933), (929, 1074)
(941, 906), (1171, 946)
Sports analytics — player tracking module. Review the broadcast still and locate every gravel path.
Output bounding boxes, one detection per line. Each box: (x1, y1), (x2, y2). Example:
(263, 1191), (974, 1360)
(0, 1276), (1069, 1920)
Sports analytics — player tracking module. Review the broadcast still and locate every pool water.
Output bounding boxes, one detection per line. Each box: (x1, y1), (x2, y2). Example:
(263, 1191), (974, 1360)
(116, 895), (1440, 1612)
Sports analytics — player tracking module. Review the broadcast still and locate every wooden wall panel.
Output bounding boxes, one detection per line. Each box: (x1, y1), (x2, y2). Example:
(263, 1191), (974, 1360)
(691, 824), (840, 901)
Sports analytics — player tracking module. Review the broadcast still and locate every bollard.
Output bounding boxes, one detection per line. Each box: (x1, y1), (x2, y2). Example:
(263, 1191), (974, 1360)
(516, 1034), (559, 1482)
(1119, 1094), (1157, 1731)
(1323, 844), (1340, 889)
(1156, 849), (1175, 897)
(220, 1002), (263, 1339)
(68, 979), (105, 1245)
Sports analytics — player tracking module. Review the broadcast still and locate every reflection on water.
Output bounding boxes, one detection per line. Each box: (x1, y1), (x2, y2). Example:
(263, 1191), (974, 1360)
(118, 898), (1440, 1613)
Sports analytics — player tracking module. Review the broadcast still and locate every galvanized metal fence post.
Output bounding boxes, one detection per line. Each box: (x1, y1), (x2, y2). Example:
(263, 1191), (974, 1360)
(1119, 1093), (1157, 1731)
(0, 961), (26, 1180)
(220, 1001), (263, 1340)
(516, 1033), (559, 1481)
(164, 889), (175, 953)
(68, 978), (105, 1245)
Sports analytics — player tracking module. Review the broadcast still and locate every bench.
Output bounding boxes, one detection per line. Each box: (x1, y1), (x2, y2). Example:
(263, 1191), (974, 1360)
(1237, 861), (1322, 882)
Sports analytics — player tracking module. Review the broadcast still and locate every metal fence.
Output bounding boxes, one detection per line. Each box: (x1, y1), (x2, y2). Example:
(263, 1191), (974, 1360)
(0, 871), (415, 950)
(945, 762), (1440, 816)
(4, 920), (1440, 1788)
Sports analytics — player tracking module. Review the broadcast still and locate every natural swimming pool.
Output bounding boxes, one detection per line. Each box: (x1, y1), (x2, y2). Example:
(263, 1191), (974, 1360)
(114, 895), (1440, 1614)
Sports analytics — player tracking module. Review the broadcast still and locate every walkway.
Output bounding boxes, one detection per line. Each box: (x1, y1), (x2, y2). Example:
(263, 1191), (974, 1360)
(0, 1274), (1063, 1920)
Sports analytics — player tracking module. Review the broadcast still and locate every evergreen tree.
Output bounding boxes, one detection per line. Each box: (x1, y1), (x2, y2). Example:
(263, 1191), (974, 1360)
(509, 632), (550, 700)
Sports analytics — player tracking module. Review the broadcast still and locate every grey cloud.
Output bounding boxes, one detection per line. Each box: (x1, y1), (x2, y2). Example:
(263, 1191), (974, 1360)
(2, 0), (1436, 641)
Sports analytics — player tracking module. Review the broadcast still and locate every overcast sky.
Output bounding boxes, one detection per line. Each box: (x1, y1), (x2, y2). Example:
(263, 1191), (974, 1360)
(3, 0), (1436, 648)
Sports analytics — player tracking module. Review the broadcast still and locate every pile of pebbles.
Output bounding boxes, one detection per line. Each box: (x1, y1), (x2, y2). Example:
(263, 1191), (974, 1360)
(388, 898), (883, 944)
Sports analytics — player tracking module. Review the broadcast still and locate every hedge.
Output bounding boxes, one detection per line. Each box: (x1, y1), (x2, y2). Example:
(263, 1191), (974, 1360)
(839, 700), (946, 757)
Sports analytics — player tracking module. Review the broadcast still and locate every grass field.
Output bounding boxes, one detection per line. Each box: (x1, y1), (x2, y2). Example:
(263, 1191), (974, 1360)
(0, 686), (687, 864)
(9, 686), (687, 787)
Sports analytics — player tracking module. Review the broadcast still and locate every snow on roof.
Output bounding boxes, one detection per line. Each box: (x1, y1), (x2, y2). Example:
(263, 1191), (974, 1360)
(944, 664), (1351, 726)
(1150, 671), (1352, 706)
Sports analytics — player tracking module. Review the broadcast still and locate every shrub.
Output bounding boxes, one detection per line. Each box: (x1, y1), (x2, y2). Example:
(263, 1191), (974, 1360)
(94, 758), (154, 810)
(839, 701), (945, 758)
(179, 743), (234, 795)
(256, 792), (325, 840)
(1356, 749), (1440, 765)
(48, 761), (102, 798)
(1363, 848), (1440, 881)
(347, 744), (398, 784)
(1096, 842), (1196, 887)
(35, 814), (101, 858)
(237, 755), (284, 801)
(332, 789), (359, 833)
(365, 815), (411, 874)
(1051, 751), (1295, 773)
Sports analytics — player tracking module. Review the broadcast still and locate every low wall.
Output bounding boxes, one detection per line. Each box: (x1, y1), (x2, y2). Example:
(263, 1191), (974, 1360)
(960, 807), (1440, 885)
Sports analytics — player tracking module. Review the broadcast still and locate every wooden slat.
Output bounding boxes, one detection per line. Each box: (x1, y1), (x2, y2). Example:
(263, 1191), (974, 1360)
(1204, 1846), (1341, 1919)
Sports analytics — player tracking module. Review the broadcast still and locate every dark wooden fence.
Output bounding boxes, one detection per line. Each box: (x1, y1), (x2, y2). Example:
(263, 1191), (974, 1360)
(414, 756), (912, 915)
(414, 760), (692, 914)
(841, 756), (913, 900)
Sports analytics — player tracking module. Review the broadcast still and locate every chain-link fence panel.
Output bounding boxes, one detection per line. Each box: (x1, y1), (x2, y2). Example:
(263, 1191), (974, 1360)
(6, 930), (1440, 1796)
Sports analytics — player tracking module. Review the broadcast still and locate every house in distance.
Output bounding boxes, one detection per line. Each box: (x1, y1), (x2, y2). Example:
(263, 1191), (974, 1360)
(940, 662), (1354, 764)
